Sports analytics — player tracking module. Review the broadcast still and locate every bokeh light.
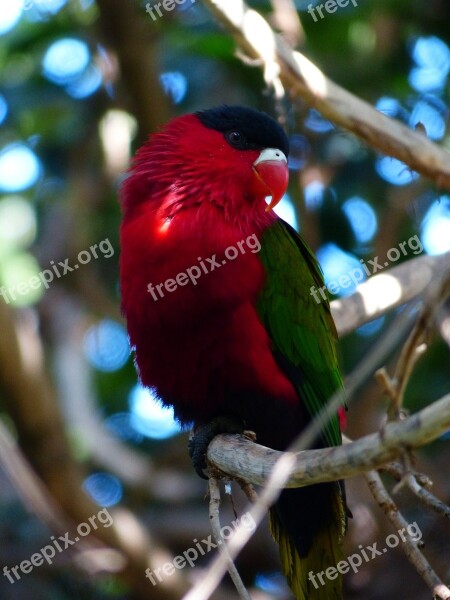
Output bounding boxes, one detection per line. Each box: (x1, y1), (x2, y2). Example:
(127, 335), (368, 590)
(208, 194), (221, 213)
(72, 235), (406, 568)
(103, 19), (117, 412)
(409, 97), (447, 140)
(342, 196), (377, 243)
(66, 64), (102, 98)
(42, 38), (90, 85)
(288, 134), (310, 171)
(304, 180), (325, 211)
(160, 72), (188, 105)
(83, 472), (123, 507)
(255, 572), (288, 595)
(316, 243), (366, 296)
(104, 413), (144, 444)
(0, 253), (43, 306)
(0, 144), (41, 192)
(34, 0), (67, 14)
(421, 196), (450, 255)
(0, 196), (37, 252)
(0, 0), (22, 35)
(84, 320), (130, 372)
(409, 36), (450, 92)
(375, 156), (419, 186)
(304, 109), (334, 133)
(375, 96), (408, 121)
(356, 316), (385, 337)
(0, 95), (8, 125)
(129, 385), (180, 440)
(273, 194), (299, 230)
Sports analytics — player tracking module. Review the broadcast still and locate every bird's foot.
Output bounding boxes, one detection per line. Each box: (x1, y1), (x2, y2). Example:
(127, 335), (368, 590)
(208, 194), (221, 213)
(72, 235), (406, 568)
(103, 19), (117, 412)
(188, 415), (245, 479)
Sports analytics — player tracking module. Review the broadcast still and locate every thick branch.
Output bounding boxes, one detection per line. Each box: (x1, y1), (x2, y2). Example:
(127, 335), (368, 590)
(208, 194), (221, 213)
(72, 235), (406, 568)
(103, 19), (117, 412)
(330, 252), (450, 336)
(202, 0), (450, 188)
(96, 0), (169, 140)
(207, 393), (450, 487)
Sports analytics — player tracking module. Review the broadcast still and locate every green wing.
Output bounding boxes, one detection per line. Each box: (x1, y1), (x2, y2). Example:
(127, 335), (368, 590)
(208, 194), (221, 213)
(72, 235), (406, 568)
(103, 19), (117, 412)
(257, 218), (344, 448)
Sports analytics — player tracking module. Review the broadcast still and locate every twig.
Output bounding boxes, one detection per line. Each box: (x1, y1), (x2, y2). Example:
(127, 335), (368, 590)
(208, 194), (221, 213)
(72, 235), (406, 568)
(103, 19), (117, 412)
(269, 0), (303, 48)
(378, 460), (432, 489)
(365, 470), (450, 600)
(437, 300), (450, 349)
(202, 0), (450, 188)
(376, 267), (450, 419)
(208, 477), (252, 600)
(403, 473), (450, 521)
(236, 478), (259, 503)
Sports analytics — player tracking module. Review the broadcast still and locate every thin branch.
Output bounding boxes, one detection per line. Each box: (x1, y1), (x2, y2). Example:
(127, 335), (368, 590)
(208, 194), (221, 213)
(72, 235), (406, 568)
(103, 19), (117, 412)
(0, 419), (83, 543)
(208, 477), (252, 600)
(365, 470), (450, 600)
(372, 267), (450, 435)
(269, 0), (303, 48)
(437, 300), (450, 349)
(202, 0), (450, 188)
(330, 251), (450, 336)
(403, 473), (450, 520)
(206, 392), (450, 487)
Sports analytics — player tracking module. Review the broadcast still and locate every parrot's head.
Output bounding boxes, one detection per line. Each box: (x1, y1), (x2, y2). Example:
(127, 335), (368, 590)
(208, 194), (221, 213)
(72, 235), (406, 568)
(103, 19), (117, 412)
(122, 105), (290, 227)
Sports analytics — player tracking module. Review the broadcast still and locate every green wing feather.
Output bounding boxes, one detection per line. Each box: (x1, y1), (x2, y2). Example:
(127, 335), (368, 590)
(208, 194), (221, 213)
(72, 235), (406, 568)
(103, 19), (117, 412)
(257, 218), (346, 600)
(257, 218), (344, 448)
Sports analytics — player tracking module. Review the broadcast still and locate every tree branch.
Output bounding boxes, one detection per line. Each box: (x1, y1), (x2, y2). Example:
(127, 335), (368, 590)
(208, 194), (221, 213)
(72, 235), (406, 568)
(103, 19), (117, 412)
(202, 0), (450, 188)
(206, 392), (450, 487)
(330, 251), (450, 336)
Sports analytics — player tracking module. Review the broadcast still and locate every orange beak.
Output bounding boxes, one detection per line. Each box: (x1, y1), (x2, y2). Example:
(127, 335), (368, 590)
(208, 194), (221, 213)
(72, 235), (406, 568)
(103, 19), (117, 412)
(253, 148), (289, 212)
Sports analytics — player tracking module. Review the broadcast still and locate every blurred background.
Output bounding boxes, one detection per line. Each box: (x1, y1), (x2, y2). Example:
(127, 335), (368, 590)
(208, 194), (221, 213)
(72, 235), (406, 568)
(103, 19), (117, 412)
(0, 0), (449, 598)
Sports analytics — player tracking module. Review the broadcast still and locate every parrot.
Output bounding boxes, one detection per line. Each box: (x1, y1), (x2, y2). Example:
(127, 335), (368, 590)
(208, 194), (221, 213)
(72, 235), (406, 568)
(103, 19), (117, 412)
(119, 105), (347, 599)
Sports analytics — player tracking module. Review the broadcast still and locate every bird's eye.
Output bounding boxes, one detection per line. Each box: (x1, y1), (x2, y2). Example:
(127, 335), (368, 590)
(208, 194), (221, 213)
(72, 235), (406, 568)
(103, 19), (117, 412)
(226, 130), (244, 147)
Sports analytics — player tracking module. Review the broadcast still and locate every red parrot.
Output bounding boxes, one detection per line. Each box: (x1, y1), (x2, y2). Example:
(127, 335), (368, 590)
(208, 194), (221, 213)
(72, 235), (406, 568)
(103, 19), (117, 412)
(120, 105), (347, 599)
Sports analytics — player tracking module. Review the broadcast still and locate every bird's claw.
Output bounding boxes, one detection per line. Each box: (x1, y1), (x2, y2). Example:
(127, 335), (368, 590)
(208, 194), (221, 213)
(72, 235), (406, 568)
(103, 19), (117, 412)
(188, 415), (245, 479)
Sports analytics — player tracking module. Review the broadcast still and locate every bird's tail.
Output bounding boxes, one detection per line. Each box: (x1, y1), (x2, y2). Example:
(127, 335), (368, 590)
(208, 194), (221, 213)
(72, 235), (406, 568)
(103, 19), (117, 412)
(269, 483), (346, 600)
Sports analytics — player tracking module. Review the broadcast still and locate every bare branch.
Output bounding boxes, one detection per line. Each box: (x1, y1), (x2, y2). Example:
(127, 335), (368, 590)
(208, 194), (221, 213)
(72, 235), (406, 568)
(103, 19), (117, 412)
(269, 0), (303, 47)
(202, 0), (450, 188)
(208, 477), (252, 600)
(366, 470), (450, 600)
(403, 473), (450, 520)
(206, 392), (450, 487)
(330, 251), (450, 336)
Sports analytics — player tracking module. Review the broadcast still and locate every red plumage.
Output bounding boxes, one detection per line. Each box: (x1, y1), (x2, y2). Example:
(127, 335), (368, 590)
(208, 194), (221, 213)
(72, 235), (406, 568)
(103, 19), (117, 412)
(120, 107), (347, 599)
(120, 113), (297, 426)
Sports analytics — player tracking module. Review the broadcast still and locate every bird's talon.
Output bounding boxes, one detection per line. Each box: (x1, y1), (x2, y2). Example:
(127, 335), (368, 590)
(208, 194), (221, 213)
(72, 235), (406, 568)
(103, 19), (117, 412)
(243, 429), (257, 442)
(188, 415), (245, 479)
